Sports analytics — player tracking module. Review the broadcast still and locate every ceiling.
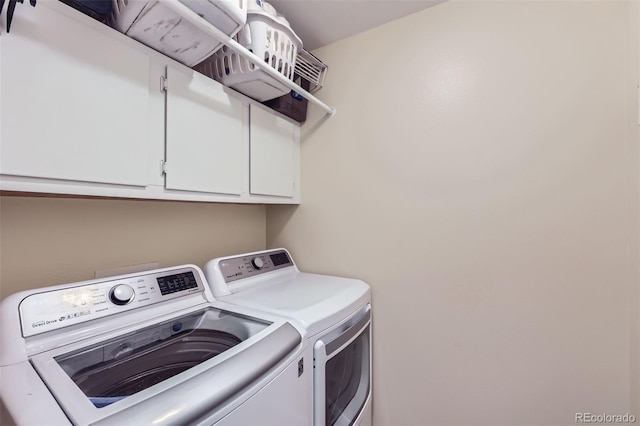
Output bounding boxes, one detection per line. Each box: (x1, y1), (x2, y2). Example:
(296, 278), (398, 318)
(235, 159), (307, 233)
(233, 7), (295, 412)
(267, 0), (445, 51)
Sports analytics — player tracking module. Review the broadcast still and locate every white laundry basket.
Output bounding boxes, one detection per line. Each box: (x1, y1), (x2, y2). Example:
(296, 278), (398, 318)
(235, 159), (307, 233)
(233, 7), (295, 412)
(111, 0), (247, 67)
(195, 0), (302, 101)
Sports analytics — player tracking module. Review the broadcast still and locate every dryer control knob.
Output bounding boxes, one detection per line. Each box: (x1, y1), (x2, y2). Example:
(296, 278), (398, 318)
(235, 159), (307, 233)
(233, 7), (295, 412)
(251, 257), (265, 270)
(110, 284), (135, 305)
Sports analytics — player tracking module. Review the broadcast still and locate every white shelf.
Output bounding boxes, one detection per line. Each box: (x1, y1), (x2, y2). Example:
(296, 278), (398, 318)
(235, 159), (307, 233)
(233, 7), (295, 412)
(158, 0), (336, 117)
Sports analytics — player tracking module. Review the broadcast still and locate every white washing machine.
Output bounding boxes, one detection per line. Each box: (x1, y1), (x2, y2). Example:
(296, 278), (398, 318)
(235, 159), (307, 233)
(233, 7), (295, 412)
(204, 248), (372, 426)
(0, 264), (312, 426)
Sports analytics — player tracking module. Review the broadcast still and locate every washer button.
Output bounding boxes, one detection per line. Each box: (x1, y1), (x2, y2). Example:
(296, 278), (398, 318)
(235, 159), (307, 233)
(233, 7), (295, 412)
(251, 257), (265, 270)
(110, 284), (135, 305)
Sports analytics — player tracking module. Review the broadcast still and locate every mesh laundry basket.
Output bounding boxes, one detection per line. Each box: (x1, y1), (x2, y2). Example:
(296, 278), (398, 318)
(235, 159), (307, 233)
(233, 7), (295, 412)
(111, 0), (247, 67)
(195, 0), (302, 101)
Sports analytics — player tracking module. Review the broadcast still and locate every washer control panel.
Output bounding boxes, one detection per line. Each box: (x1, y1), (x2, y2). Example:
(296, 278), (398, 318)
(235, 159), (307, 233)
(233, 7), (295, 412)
(19, 267), (204, 337)
(219, 250), (293, 283)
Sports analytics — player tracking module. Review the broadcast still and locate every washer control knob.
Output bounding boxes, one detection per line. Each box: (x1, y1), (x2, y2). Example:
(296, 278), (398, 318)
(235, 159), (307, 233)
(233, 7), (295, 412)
(110, 284), (135, 305)
(251, 257), (265, 270)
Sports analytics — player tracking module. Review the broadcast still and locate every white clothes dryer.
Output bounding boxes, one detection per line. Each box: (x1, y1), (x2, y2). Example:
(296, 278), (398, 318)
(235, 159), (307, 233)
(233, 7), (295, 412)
(204, 249), (372, 426)
(0, 265), (312, 426)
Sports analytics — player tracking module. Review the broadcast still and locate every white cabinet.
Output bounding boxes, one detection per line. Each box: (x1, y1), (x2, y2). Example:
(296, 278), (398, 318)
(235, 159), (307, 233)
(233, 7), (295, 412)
(0, 2), (150, 187)
(250, 105), (297, 198)
(164, 66), (244, 196)
(0, 1), (300, 204)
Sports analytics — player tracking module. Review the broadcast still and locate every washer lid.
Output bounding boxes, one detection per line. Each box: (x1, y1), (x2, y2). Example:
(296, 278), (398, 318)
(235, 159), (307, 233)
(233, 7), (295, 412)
(54, 307), (265, 408)
(29, 306), (301, 426)
(220, 272), (371, 337)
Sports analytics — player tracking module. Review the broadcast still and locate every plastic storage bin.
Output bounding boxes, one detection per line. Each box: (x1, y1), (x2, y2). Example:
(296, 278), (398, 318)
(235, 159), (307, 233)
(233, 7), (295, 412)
(111, 0), (247, 67)
(262, 77), (310, 123)
(195, 0), (302, 101)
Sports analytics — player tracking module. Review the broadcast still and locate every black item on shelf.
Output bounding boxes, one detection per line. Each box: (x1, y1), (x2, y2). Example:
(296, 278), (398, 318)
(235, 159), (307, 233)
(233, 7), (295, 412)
(1, 0), (37, 34)
(3, 0), (23, 33)
(58, 0), (112, 22)
(262, 77), (310, 123)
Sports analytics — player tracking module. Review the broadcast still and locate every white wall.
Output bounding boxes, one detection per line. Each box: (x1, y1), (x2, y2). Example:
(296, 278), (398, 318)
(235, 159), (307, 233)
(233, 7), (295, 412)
(268, 1), (640, 425)
(0, 197), (266, 299)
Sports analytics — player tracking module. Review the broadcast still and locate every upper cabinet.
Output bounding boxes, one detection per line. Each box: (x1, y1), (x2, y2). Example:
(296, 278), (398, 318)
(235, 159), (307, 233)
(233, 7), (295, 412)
(164, 66), (244, 196)
(250, 106), (297, 198)
(0, 1), (300, 204)
(0, 2), (150, 187)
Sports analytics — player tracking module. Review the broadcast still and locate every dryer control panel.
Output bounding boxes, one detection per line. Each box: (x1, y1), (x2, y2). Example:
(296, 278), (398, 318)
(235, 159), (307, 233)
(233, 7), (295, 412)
(19, 267), (205, 337)
(218, 249), (294, 283)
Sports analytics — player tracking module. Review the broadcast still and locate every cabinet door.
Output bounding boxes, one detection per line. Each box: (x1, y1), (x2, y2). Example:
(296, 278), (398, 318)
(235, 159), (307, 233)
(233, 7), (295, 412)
(250, 106), (296, 198)
(165, 66), (243, 195)
(0, 3), (150, 186)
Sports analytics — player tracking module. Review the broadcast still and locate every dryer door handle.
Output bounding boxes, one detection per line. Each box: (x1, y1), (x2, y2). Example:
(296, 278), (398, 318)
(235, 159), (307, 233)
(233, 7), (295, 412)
(324, 306), (370, 356)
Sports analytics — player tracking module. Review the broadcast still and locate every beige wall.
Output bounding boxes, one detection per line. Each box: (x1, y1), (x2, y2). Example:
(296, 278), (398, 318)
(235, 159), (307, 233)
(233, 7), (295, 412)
(630, 0), (640, 419)
(268, 1), (640, 425)
(0, 196), (266, 299)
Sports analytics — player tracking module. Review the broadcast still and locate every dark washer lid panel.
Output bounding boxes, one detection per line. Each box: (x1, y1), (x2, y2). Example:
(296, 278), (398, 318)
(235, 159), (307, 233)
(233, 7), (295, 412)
(73, 329), (242, 400)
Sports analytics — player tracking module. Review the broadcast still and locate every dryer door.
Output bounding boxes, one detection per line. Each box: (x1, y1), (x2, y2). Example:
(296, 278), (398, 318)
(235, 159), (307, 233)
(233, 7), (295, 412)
(314, 305), (371, 426)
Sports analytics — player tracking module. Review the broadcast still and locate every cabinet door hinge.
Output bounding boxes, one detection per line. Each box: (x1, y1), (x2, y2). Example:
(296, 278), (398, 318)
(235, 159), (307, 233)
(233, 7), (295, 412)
(160, 76), (168, 92)
(161, 160), (168, 175)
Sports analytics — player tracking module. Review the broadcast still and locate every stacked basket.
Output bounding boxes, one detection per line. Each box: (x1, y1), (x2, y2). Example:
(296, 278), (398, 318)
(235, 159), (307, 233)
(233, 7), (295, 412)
(194, 0), (302, 102)
(111, 0), (247, 67)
